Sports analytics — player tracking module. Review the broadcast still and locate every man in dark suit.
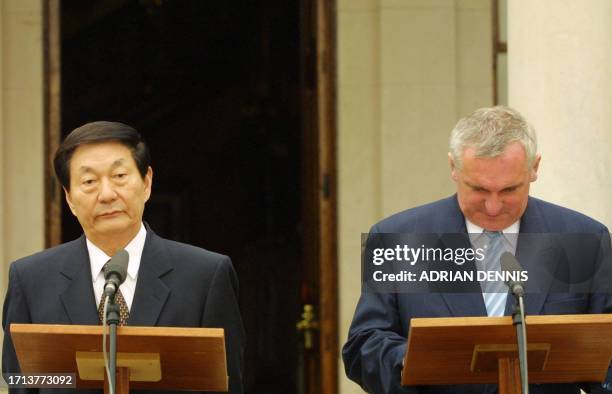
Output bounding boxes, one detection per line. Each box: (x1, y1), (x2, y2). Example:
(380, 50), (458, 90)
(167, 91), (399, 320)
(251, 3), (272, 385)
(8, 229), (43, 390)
(2, 121), (245, 393)
(342, 106), (612, 393)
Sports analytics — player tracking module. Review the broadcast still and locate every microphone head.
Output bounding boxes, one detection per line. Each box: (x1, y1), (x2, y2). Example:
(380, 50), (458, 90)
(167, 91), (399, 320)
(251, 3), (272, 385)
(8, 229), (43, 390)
(500, 251), (525, 297)
(500, 251), (522, 274)
(105, 249), (129, 285)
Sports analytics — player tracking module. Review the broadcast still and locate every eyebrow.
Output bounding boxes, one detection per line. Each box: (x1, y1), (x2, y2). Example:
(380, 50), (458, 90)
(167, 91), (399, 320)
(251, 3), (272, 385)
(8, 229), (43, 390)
(76, 158), (126, 174)
(464, 181), (524, 192)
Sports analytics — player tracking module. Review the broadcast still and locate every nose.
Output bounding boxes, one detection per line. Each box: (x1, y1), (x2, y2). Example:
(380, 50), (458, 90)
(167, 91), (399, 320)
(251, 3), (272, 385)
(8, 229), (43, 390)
(484, 195), (503, 216)
(98, 178), (118, 203)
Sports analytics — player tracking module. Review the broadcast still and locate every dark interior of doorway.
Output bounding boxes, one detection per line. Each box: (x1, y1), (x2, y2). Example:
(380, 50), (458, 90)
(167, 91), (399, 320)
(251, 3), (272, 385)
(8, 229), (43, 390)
(61, 1), (305, 392)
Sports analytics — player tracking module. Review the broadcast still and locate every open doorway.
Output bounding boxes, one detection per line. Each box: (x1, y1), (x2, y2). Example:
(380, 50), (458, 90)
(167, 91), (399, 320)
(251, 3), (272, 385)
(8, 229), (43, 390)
(46, 0), (337, 392)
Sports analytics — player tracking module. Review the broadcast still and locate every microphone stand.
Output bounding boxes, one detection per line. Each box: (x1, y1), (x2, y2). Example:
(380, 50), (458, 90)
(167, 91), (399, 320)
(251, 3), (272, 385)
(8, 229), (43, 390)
(511, 291), (529, 394)
(105, 292), (121, 394)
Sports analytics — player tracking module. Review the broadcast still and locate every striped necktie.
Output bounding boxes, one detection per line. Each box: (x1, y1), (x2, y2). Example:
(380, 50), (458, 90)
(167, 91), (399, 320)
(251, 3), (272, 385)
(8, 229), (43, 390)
(97, 261), (130, 326)
(483, 231), (508, 317)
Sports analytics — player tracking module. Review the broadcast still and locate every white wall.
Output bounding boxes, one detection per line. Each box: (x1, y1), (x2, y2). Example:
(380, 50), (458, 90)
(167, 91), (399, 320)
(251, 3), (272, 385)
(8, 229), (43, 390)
(508, 0), (612, 229)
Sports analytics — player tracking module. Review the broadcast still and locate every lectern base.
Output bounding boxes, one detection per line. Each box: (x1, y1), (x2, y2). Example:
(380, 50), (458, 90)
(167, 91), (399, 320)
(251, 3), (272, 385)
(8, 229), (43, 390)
(498, 357), (521, 394)
(104, 367), (130, 394)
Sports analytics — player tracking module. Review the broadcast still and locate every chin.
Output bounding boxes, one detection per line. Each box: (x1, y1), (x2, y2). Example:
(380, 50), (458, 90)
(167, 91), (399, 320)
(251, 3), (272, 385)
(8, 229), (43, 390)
(94, 219), (132, 234)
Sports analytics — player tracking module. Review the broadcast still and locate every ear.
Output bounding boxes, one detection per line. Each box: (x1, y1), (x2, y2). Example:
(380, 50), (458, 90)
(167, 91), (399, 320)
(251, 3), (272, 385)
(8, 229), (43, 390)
(143, 166), (153, 203)
(448, 152), (458, 181)
(529, 154), (541, 182)
(64, 187), (77, 216)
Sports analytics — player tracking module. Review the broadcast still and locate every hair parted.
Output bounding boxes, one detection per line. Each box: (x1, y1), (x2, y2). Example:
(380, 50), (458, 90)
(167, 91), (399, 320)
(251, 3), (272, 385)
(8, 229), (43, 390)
(449, 106), (537, 169)
(53, 121), (151, 191)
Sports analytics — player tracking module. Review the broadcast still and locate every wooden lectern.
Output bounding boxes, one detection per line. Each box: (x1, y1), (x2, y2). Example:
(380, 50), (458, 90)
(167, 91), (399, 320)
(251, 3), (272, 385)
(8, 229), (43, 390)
(401, 314), (612, 394)
(10, 323), (228, 393)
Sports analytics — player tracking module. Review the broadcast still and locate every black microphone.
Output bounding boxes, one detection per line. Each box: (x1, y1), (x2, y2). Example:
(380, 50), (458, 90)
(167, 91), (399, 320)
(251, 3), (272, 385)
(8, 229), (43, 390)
(500, 251), (525, 298)
(103, 250), (129, 297)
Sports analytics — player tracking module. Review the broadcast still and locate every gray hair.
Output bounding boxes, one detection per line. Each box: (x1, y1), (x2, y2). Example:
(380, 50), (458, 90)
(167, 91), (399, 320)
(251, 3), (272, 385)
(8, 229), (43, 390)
(449, 106), (537, 169)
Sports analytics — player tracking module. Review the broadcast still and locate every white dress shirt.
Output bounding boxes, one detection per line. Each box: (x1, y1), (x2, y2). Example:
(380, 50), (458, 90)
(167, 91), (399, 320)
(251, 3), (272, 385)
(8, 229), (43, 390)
(466, 219), (520, 255)
(87, 223), (146, 310)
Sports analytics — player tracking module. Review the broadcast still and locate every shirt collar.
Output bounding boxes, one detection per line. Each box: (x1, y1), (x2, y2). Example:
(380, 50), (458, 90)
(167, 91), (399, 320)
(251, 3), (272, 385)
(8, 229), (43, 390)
(466, 218), (520, 248)
(87, 223), (147, 282)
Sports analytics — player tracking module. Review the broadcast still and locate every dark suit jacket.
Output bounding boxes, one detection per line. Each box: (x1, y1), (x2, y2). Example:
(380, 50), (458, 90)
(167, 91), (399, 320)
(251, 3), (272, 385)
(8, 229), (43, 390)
(2, 225), (245, 394)
(342, 195), (612, 394)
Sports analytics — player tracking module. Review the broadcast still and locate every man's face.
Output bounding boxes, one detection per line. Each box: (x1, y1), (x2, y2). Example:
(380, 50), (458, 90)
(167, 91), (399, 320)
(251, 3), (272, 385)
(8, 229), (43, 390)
(65, 141), (152, 243)
(450, 141), (540, 231)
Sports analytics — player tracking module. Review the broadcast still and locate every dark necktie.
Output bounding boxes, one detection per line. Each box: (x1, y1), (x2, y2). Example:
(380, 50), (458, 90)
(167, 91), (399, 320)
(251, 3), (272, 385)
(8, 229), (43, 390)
(97, 261), (130, 326)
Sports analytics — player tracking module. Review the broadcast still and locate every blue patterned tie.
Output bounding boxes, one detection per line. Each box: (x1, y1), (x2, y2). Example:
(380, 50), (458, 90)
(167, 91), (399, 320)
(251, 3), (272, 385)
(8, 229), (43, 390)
(483, 231), (508, 317)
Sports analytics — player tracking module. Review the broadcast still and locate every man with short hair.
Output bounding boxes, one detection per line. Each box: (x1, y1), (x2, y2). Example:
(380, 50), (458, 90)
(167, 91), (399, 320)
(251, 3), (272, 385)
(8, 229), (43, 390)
(2, 121), (245, 393)
(343, 106), (612, 393)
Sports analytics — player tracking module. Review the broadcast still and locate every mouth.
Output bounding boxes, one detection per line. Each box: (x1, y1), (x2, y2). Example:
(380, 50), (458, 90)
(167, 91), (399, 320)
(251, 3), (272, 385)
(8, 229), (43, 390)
(98, 210), (122, 218)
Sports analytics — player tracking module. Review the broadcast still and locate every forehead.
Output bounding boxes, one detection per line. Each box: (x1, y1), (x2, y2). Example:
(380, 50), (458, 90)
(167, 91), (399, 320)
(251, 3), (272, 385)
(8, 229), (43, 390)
(69, 141), (136, 172)
(460, 142), (529, 187)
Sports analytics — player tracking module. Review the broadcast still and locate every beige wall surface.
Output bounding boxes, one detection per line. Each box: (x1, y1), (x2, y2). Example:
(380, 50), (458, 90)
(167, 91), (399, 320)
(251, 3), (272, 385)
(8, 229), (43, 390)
(508, 0), (612, 229)
(0, 2), (45, 388)
(0, 0), (45, 271)
(338, 0), (493, 392)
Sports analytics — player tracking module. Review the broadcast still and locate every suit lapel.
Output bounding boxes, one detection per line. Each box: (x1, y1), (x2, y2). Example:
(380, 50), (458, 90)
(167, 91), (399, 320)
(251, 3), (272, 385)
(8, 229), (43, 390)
(128, 228), (172, 326)
(59, 236), (99, 325)
(438, 234), (488, 317)
(437, 196), (488, 317)
(505, 198), (557, 315)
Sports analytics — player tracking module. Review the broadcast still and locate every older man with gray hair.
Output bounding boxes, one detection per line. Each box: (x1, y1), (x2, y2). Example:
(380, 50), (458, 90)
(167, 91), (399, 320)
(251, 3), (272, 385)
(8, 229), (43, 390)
(343, 106), (612, 393)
